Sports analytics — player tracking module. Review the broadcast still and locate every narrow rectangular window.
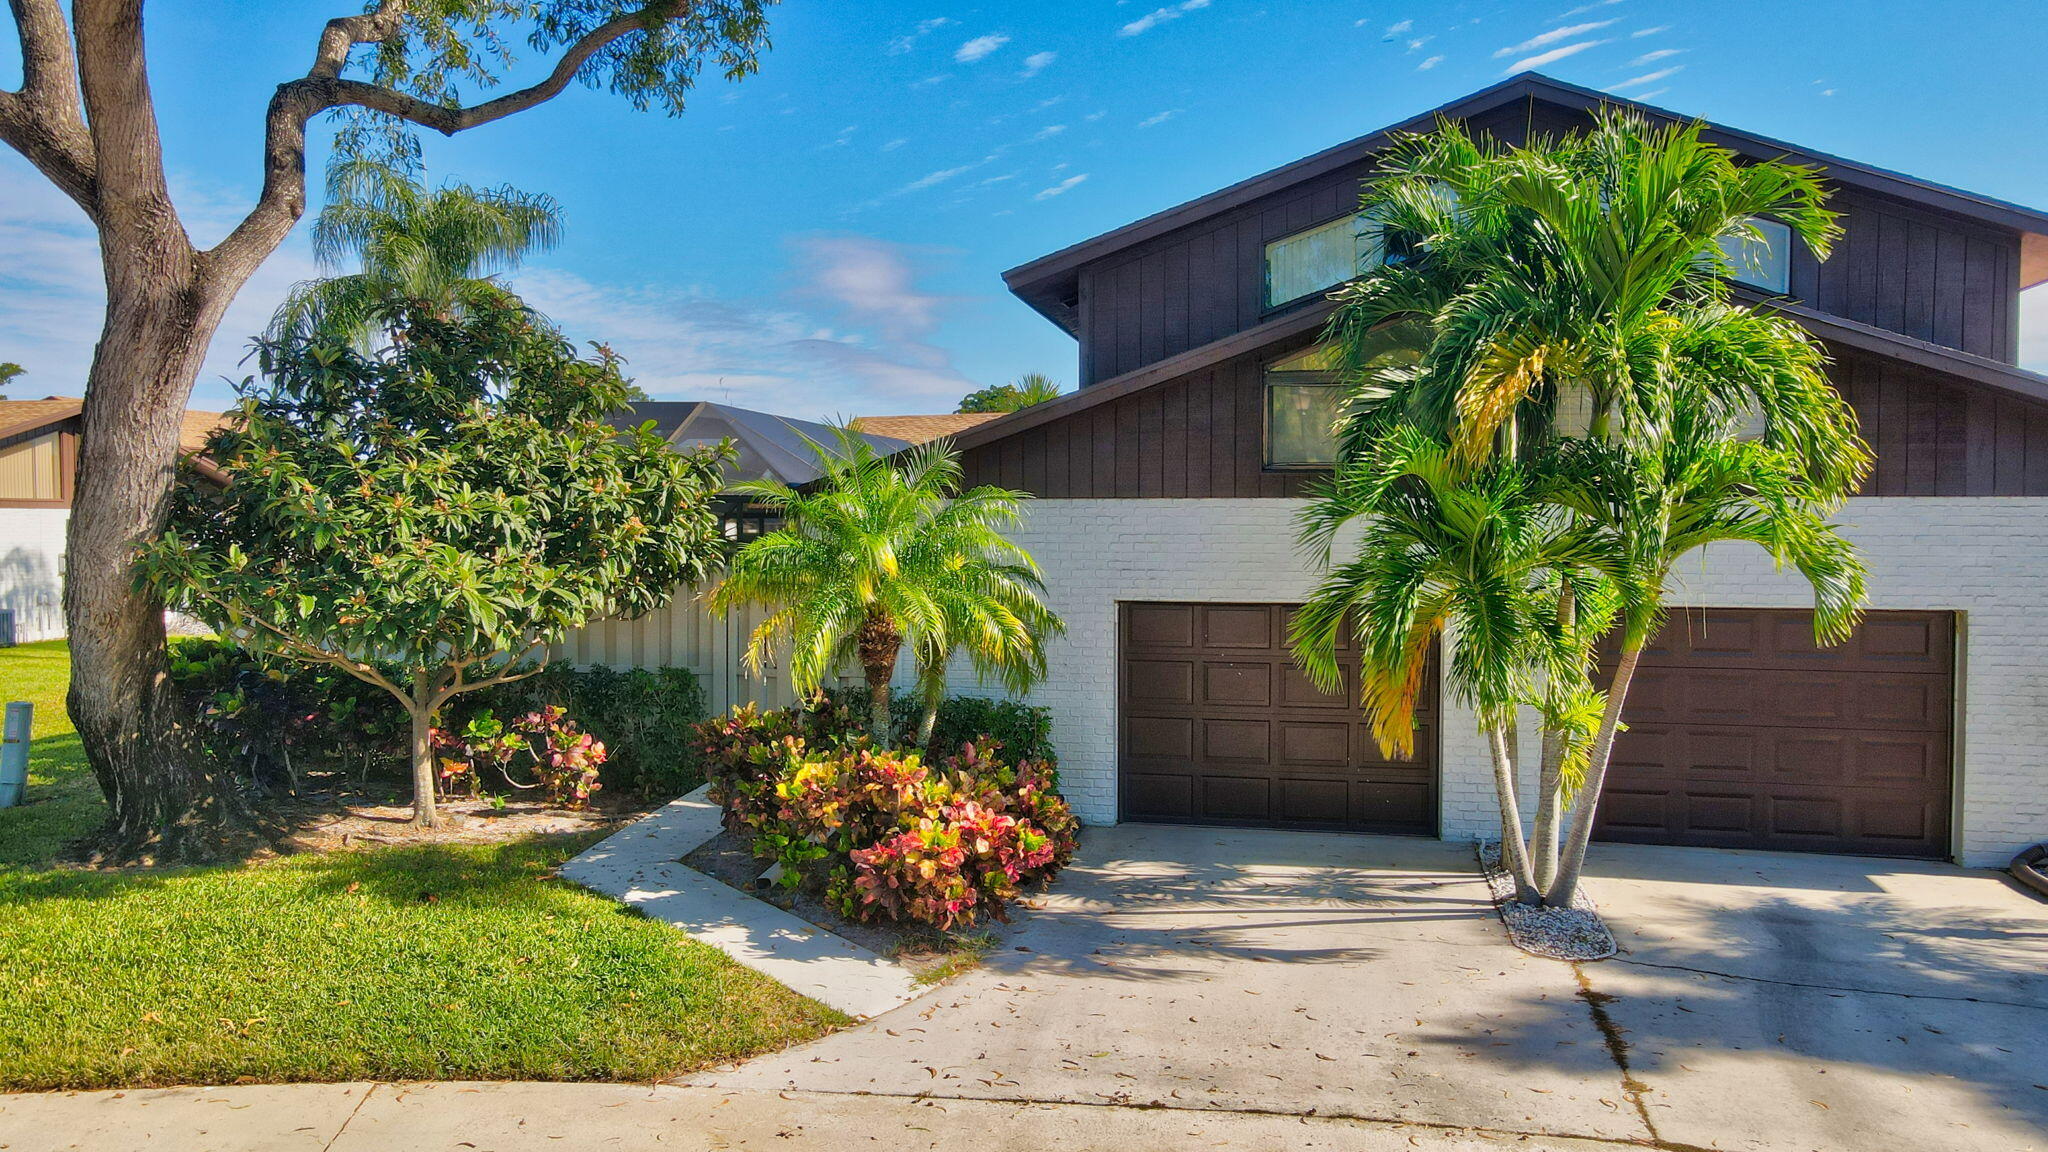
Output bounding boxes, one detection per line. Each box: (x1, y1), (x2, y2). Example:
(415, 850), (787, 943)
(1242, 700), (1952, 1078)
(1264, 210), (1392, 309)
(1717, 216), (1792, 294)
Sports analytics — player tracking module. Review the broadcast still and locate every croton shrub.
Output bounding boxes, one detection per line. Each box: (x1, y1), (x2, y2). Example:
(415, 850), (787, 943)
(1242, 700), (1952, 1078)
(694, 696), (1078, 928)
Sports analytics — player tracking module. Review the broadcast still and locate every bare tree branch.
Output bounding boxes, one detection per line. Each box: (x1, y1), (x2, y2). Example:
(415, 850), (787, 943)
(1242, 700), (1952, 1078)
(72, 0), (186, 246)
(211, 0), (675, 274)
(0, 0), (96, 209)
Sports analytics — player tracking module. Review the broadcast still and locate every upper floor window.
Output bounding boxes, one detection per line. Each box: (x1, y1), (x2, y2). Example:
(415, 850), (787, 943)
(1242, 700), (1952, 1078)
(1716, 216), (1792, 294)
(1265, 211), (1387, 309)
(0, 432), (64, 502)
(1264, 345), (1343, 468)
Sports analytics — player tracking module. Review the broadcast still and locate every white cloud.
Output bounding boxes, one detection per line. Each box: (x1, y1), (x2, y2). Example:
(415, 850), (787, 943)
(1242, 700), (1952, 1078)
(1020, 51), (1057, 77)
(1032, 124), (1068, 141)
(1138, 109), (1181, 128)
(1818, 87), (1837, 97)
(1034, 174), (1088, 200)
(1556, 0), (1626, 18)
(1417, 54), (1445, 71)
(787, 235), (946, 342)
(1631, 25), (1669, 37)
(901, 165), (973, 193)
(1494, 20), (1615, 57)
(881, 138), (907, 152)
(1384, 19), (1413, 38)
(1628, 48), (1682, 65)
(1119, 0), (1211, 38)
(1609, 65), (1683, 91)
(1504, 39), (1608, 73)
(1407, 36), (1433, 51)
(0, 161), (319, 409)
(954, 34), (1011, 63)
(886, 17), (956, 56)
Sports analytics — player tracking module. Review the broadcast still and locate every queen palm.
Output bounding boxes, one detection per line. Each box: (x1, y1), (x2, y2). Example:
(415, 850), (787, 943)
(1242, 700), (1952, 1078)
(270, 156), (564, 348)
(711, 428), (1063, 744)
(1301, 110), (1872, 907)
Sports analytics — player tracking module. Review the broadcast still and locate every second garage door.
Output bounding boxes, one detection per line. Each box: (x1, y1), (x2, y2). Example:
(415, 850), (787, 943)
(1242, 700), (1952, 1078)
(1118, 602), (1436, 833)
(1596, 608), (1955, 858)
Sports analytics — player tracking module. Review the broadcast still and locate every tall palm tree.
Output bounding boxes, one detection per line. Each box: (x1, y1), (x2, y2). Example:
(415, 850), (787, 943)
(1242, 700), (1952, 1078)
(1302, 110), (1872, 907)
(270, 156), (564, 348)
(711, 428), (1063, 744)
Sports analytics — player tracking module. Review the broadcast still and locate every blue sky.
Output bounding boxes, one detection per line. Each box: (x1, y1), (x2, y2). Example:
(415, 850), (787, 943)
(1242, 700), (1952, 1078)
(6, 0), (2048, 418)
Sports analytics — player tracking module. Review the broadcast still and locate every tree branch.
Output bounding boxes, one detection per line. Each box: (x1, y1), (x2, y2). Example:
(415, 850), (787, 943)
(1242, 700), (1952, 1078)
(211, 0), (675, 275)
(0, 0), (96, 210)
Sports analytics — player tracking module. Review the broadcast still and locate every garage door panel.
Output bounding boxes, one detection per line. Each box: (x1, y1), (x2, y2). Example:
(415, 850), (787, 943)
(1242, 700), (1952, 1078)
(1202, 661), (1271, 707)
(1125, 659), (1194, 704)
(1121, 602), (1437, 835)
(1598, 609), (1953, 858)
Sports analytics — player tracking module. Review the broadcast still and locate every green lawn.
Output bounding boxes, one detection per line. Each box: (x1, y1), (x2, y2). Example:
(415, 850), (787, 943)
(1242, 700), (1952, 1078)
(0, 642), (843, 1091)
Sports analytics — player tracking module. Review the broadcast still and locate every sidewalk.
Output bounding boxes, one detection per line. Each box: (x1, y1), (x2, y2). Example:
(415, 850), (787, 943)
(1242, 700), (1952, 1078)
(0, 1081), (1628, 1152)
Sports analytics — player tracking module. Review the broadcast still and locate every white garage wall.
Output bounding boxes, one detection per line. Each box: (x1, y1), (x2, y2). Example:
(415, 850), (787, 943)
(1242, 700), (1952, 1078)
(952, 497), (2048, 869)
(0, 507), (68, 642)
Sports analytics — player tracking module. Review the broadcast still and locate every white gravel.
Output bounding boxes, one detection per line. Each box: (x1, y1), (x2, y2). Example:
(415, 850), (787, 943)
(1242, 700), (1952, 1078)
(1476, 843), (1618, 961)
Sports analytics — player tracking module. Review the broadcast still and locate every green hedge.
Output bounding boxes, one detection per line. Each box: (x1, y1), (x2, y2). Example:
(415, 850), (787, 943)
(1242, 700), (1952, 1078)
(167, 638), (709, 799)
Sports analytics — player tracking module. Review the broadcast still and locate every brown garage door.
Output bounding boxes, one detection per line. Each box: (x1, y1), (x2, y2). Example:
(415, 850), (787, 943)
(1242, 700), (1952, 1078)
(1596, 608), (1955, 858)
(1118, 602), (1436, 833)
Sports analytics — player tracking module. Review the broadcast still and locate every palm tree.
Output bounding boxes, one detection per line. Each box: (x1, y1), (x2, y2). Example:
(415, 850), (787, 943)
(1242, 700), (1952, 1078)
(269, 156), (563, 348)
(1292, 427), (1616, 901)
(711, 428), (1063, 744)
(1303, 110), (1872, 907)
(0, 362), (21, 399)
(957, 372), (1064, 414)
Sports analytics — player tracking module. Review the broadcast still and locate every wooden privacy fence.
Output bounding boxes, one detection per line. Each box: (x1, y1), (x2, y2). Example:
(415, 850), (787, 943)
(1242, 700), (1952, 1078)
(552, 581), (861, 715)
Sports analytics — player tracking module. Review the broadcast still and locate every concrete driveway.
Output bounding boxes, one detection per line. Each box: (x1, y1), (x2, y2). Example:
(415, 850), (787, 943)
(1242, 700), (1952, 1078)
(699, 825), (2048, 1151)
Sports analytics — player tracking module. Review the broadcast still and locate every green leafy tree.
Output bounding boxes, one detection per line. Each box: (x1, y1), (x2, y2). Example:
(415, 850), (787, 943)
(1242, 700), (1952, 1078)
(957, 372), (1063, 414)
(0, 362), (22, 398)
(0, 0), (773, 862)
(1296, 111), (1871, 907)
(711, 429), (1063, 744)
(270, 160), (563, 348)
(143, 297), (731, 827)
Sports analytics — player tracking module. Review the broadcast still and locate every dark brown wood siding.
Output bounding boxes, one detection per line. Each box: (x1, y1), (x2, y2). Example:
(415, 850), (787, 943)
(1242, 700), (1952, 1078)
(1070, 97), (2022, 387)
(964, 338), (2048, 499)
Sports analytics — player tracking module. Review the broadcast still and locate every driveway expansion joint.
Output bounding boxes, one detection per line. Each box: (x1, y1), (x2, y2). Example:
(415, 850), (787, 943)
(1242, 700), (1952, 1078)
(1611, 956), (2048, 1010)
(318, 1082), (376, 1152)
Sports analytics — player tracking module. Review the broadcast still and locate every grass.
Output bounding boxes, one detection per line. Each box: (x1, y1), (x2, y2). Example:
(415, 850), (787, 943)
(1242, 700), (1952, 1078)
(0, 642), (844, 1091)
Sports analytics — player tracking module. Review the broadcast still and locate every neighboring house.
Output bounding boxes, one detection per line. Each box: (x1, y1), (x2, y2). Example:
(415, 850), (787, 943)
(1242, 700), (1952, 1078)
(0, 398), (222, 642)
(935, 72), (2048, 869)
(562, 403), (957, 712)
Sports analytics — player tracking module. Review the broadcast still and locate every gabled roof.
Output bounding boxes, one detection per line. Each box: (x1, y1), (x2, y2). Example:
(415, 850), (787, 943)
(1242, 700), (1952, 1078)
(613, 401), (910, 489)
(850, 413), (1001, 444)
(1005, 72), (2048, 335)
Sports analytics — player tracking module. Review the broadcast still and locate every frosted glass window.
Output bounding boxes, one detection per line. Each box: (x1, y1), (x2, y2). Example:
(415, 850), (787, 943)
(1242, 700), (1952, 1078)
(1265, 381), (1343, 467)
(1265, 211), (1389, 307)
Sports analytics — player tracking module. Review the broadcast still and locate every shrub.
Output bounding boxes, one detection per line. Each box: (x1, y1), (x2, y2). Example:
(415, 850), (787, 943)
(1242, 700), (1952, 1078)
(167, 639), (706, 801)
(811, 686), (1055, 762)
(694, 697), (1077, 928)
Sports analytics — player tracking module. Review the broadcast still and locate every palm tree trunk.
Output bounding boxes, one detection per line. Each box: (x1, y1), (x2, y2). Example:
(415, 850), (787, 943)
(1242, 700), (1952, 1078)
(1532, 725), (1564, 893)
(855, 611), (902, 745)
(1486, 722), (1539, 903)
(915, 665), (945, 751)
(1544, 642), (1644, 908)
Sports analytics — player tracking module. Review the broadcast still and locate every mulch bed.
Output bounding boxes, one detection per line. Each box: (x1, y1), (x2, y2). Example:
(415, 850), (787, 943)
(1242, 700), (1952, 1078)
(682, 826), (1012, 980)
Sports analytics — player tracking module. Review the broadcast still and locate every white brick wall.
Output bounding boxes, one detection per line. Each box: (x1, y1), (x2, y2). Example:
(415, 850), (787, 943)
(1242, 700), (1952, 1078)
(962, 497), (2048, 869)
(0, 507), (67, 642)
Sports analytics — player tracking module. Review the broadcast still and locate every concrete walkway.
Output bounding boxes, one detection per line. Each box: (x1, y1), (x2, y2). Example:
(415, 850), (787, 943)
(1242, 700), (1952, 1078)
(0, 1081), (1622, 1151)
(558, 787), (923, 1019)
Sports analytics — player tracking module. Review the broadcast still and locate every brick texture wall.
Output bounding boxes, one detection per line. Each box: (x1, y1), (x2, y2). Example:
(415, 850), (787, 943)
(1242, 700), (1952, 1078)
(960, 498), (2048, 869)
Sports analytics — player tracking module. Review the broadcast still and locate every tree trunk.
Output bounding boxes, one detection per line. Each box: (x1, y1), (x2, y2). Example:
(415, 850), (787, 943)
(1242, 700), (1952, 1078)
(1544, 642), (1644, 908)
(915, 668), (943, 752)
(1531, 725), (1565, 893)
(66, 260), (262, 863)
(408, 703), (441, 828)
(1486, 722), (1539, 904)
(855, 611), (902, 745)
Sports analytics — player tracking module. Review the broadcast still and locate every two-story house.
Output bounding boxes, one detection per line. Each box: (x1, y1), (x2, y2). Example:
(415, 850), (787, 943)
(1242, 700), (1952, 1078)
(947, 73), (2048, 869)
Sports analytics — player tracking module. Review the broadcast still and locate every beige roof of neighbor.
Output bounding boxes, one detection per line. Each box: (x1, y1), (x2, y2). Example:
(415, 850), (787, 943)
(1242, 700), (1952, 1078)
(0, 397), (227, 455)
(849, 413), (1001, 445)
